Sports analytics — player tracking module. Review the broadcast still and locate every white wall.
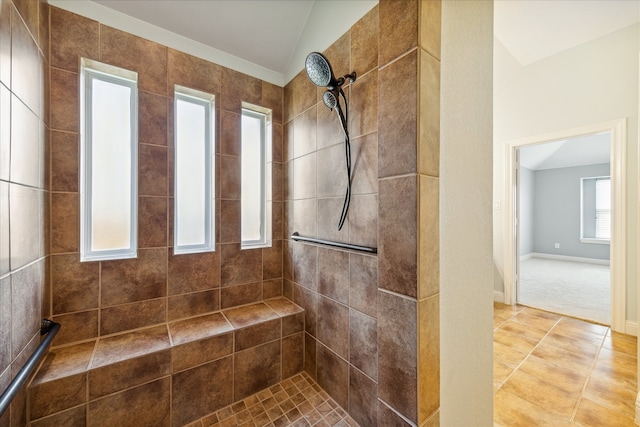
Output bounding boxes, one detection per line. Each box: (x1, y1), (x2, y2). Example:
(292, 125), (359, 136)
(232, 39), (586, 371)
(494, 22), (639, 322)
(441, 1), (494, 425)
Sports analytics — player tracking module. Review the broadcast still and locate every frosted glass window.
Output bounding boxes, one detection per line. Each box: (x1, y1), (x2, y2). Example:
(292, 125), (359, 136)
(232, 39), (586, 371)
(174, 86), (215, 254)
(241, 105), (271, 248)
(80, 59), (138, 262)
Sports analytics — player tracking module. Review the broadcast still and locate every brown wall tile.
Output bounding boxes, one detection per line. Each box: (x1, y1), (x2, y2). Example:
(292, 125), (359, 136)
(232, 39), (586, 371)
(12, 0), (37, 43)
(10, 184), (44, 267)
(53, 310), (98, 346)
(139, 196), (168, 248)
(168, 249), (220, 295)
(419, 175), (439, 299)
(89, 350), (171, 399)
(418, 294), (439, 423)
(0, 277), (10, 374)
(378, 400), (414, 426)
(292, 153), (316, 200)
(220, 282), (261, 309)
(419, 49), (441, 177)
(10, 94), (42, 187)
(379, 175), (417, 297)
(262, 81), (283, 125)
(11, 5), (41, 114)
(220, 155), (241, 199)
(379, 0), (418, 67)
(316, 344), (348, 409)
(351, 6), (379, 77)
(316, 144), (346, 199)
(349, 367), (378, 427)
(0, 183), (8, 277)
(316, 198), (348, 244)
(220, 244), (262, 287)
(220, 110), (240, 156)
(235, 318), (280, 351)
(220, 199), (240, 243)
(378, 50), (418, 178)
(234, 341), (281, 401)
(100, 26), (167, 95)
(30, 373), (86, 420)
(349, 310), (378, 381)
(138, 143), (168, 197)
(50, 131), (78, 192)
(349, 253), (377, 319)
(51, 253), (98, 314)
(317, 297), (349, 359)
(263, 278), (283, 300)
(172, 356), (232, 427)
(0, 87), (9, 182)
(171, 332), (233, 373)
(350, 69), (378, 139)
(30, 405), (86, 427)
(351, 132), (378, 195)
(378, 290), (417, 423)
(101, 298), (166, 335)
(304, 333), (317, 380)
(284, 71), (315, 124)
(88, 377), (170, 427)
(282, 332), (304, 379)
(10, 262), (43, 358)
(139, 91), (168, 145)
(220, 67), (261, 113)
(50, 6), (99, 72)
(168, 48), (221, 96)
(0, 1), (10, 87)
(263, 240), (282, 280)
(420, 0), (442, 61)
(50, 191), (78, 254)
(101, 248), (167, 306)
(317, 248), (349, 304)
(292, 243), (317, 291)
(168, 289), (219, 321)
(292, 199), (317, 238)
(348, 194), (378, 248)
(293, 106), (317, 159)
(294, 284), (317, 337)
(50, 68), (78, 132)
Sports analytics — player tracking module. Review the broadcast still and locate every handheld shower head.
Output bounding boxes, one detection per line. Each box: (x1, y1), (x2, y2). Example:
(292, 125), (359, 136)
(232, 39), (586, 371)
(322, 91), (337, 110)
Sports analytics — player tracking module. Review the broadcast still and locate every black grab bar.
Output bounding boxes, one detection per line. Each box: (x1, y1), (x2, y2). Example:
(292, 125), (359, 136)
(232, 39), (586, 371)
(0, 319), (61, 416)
(291, 232), (377, 254)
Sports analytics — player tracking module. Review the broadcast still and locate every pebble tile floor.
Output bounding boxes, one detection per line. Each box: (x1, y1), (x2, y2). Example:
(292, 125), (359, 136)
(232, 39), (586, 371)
(494, 302), (638, 426)
(192, 372), (359, 427)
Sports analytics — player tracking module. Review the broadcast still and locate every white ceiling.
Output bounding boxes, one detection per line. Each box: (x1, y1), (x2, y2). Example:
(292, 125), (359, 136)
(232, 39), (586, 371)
(519, 133), (611, 171)
(494, 0), (640, 66)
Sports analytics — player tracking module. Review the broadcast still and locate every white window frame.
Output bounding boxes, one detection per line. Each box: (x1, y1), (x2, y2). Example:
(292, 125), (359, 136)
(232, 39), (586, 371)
(173, 85), (216, 255)
(80, 58), (138, 262)
(241, 103), (272, 249)
(580, 175), (611, 244)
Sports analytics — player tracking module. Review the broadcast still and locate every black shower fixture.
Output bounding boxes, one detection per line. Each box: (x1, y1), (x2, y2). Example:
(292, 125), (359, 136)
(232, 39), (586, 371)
(305, 52), (356, 230)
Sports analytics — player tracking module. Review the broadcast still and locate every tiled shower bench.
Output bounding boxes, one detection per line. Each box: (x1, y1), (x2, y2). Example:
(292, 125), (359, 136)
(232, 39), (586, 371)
(27, 297), (305, 427)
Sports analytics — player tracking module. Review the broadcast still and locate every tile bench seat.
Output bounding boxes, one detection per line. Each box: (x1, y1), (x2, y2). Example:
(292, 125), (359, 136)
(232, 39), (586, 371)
(27, 297), (305, 427)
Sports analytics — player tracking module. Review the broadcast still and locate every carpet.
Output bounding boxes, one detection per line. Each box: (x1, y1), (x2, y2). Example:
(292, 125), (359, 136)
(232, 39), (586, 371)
(518, 256), (610, 325)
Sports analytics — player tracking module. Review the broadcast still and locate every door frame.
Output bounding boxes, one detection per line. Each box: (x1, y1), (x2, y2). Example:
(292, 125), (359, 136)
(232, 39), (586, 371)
(503, 119), (627, 333)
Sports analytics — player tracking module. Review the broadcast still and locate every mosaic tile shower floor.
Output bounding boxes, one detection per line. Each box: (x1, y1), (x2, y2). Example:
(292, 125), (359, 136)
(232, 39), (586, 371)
(194, 372), (359, 427)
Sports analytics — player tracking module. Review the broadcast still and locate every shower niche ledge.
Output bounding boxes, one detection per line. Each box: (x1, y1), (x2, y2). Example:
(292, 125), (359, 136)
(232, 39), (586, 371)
(27, 297), (305, 427)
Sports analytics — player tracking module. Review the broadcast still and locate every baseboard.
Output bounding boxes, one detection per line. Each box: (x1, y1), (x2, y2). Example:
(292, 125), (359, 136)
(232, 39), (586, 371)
(626, 321), (638, 337)
(528, 252), (610, 266)
(493, 291), (505, 303)
(519, 253), (534, 262)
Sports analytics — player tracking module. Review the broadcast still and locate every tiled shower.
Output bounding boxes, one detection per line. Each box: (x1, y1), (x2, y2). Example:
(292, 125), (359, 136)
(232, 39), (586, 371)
(0, 0), (443, 425)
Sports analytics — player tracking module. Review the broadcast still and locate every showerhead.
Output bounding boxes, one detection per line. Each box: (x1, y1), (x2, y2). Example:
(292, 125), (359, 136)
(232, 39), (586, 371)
(305, 52), (334, 88)
(322, 91), (337, 110)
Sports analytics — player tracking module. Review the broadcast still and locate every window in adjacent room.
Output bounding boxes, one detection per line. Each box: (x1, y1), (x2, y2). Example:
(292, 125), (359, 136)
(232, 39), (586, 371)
(80, 58), (138, 261)
(241, 103), (272, 249)
(580, 176), (611, 243)
(173, 86), (215, 254)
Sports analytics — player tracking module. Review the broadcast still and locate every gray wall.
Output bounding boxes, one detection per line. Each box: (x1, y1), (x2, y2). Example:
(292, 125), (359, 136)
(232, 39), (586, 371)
(519, 166), (535, 256)
(532, 163), (610, 260)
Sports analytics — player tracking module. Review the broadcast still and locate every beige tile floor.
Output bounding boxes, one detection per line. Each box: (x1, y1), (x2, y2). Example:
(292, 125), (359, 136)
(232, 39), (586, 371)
(190, 372), (359, 427)
(494, 302), (638, 426)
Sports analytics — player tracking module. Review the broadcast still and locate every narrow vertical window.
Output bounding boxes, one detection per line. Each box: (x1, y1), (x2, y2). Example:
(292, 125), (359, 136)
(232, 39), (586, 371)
(580, 175), (611, 243)
(241, 103), (272, 248)
(80, 59), (138, 261)
(174, 86), (215, 254)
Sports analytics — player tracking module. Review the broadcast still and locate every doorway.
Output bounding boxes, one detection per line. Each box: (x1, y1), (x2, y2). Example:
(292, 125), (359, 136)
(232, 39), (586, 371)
(515, 132), (611, 324)
(503, 119), (627, 332)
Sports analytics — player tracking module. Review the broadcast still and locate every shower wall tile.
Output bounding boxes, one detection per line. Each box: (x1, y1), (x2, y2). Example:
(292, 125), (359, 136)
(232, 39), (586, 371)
(234, 318), (280, 351)
(350, 132), (378, 196)
(0, 277), (10, 374)
(419, 293), (440, 423)
(293, 153), (316, 200)
(378, 290), (417, 423)
(320, 31), (351, 102)
(31, 405), (86, 427)
(317, 297), (349, 359)
(167, 249), (220, 295)
(317, 248), (349, 304)
(294, 284), (318, 337)
(0, 1), (9, 87)
(53, 310), (99, 346)
(293, 102), (317, 159)
(263, 278), (283, 299)
(263, 81), (283, 125)
(220, 243), (262, 286)
(10, 94), (41, 187)
(50, 191), (78, 254)
(100, 298), (166, 335)
(171, 332), (233, 373)
(378, 400), (414, 426)
(51, 253), (99, 314)
(50, 68), (78, 132)
(419, 49), (441, 177)
(220, 154), (241, 199)
(316, 343), (348, 409)
(11, 4), (41, 114)
(349, 194), (378, 248)
(220, 199), (240, 243)
(138, 143), (168, 197)
(10, 185), (44, 268)
(220, 282), (261, 309)
(304, 332), (317, 379)
(167, 48), (222, 96)
(349, 253), (377, 319)
(100, 248), (168, 306)
(317, 144), (347, 198)
(420, 0), (442, 61)
(139, 91), (168, 146)
(29, 372), (86, 420)
(316, 197), (348, 243)
(220, 67), (261, 113)
(50, 131), (78, 192)
(378, 49), (418, 178)
(168, 289), (220, 321)
(349, 309), (378, 381)
(50, 6), (99, 72)
(0, 86), (9, 182)
(349, 366), (378, 427)
(220, 110), (241, 156)
(138, 196), (168, 249)
(101, 25), (167, 96)
(234, 340), (281, 401)
(316, 99), (344, 150)
(12, 0), (38, 42)
(0, 183), (8, 277)
(284, 70), (315, 124)
(11, 262), (42, 358)
(351, 6), (379, 77)
(273, 122), (284, 164)
(293, 243), (317, 291)
(263, 240), (283, 280)
(88, 377), (170, 427)
(292, 199), (317, 238)
(350, 68), (378, 139)
(419, 175), (439, 299)
(379, 0), (419, 67)
(282, 332), (304, 378)
(273, 161), (284, 202)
